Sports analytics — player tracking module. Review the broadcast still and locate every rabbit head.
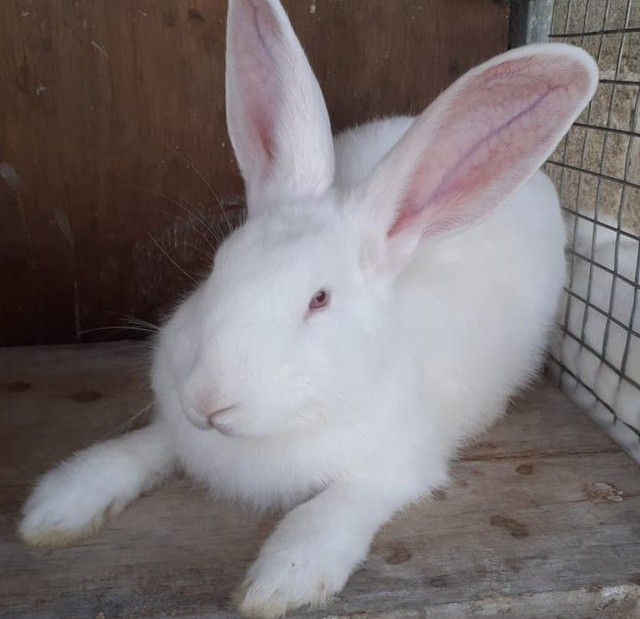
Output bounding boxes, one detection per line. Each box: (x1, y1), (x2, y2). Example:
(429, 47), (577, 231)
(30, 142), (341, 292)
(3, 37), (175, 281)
(164, 0), (598, 439)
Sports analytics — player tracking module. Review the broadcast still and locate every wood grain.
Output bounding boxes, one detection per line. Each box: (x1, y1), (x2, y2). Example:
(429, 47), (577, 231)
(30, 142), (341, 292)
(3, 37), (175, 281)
(0, 0), (509, 345)
(1, 342), (639, 617)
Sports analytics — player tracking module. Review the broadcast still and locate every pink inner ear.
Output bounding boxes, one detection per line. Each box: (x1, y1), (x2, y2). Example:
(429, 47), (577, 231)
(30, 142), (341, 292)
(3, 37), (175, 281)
(231, 0), (285, 171)
(389, 55), (592, 238)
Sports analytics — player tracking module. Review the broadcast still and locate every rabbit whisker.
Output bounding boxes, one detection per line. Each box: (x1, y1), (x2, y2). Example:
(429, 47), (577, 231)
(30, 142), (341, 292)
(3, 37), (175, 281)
(146, 231), (199, 285)
(115, 314), (160, 332)
(78, 325), (157, 335)
(183, 243), (215, 264)
(301, 378), (399, 450)
(108, 399), (155, 439)
(166, 144), (234, 233)
(121, 183), (221, 251)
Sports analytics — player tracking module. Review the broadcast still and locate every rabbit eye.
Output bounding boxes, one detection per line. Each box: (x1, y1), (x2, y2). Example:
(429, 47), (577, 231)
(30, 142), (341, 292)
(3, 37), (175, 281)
(308, 289), (330, 312)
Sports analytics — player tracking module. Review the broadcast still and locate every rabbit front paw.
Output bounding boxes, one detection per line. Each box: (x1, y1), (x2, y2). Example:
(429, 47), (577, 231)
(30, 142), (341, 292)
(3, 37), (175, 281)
(235, 540), (351, 618)
(19, 463), (124, 547)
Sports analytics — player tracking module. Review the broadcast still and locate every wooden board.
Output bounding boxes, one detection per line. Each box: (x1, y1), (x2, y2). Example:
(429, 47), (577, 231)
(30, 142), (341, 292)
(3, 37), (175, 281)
(1, 342), (640, 618)
(0, 0), (509, 345)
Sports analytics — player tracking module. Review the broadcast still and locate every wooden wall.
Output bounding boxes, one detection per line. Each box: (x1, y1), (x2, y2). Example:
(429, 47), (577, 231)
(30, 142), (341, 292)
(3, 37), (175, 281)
(0, 0), (509, 345)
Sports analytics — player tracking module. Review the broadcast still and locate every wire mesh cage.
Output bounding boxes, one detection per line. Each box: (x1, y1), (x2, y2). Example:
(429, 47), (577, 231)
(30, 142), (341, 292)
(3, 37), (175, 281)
(541, 0), (640, 461)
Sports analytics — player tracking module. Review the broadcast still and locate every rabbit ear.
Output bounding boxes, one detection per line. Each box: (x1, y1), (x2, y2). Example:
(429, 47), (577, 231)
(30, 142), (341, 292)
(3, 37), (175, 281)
(226, 0), (335, 212)
(354, 44), (598, 276)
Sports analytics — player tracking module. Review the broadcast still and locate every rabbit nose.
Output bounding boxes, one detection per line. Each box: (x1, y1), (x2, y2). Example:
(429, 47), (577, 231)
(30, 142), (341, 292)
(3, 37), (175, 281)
(185, 388), (236, 424)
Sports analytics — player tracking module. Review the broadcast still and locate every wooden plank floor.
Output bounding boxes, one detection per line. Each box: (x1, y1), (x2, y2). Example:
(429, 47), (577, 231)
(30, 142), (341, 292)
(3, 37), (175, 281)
(1, 342), (640, 618)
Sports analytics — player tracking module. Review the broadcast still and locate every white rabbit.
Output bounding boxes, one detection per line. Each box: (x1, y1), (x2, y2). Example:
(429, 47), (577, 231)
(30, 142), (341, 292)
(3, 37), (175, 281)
(19, 1), (598, 616)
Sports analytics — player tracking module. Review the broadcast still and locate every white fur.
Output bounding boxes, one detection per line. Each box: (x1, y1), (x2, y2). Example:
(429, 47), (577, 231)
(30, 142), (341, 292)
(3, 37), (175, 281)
(20, 1), (599, 617)
(19, 425), (173, 546)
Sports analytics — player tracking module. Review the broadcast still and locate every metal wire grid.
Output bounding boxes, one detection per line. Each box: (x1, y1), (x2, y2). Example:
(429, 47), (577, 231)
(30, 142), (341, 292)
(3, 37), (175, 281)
(544, 0), (640, 457)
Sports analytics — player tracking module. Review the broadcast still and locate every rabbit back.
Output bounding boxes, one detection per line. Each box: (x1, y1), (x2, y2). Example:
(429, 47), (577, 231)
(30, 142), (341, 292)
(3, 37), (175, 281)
(396, 170), (566, 449)
(333, 114), (566, 451)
